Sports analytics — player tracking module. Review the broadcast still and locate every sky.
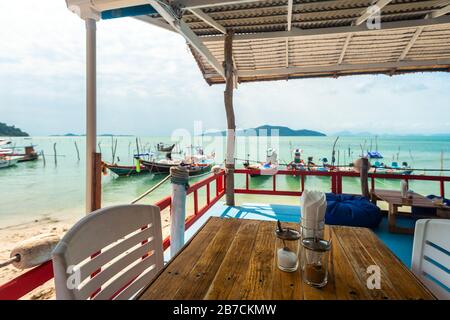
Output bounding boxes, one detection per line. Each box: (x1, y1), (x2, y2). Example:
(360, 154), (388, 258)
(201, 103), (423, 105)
(0, 1), (449, 136)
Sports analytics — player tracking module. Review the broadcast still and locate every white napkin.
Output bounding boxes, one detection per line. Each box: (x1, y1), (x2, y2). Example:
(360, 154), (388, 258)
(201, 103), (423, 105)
(300, 190), (326, 238)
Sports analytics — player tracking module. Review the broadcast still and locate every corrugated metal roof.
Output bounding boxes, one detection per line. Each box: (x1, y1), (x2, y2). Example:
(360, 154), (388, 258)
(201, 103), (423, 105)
(143, 0), (450, 84)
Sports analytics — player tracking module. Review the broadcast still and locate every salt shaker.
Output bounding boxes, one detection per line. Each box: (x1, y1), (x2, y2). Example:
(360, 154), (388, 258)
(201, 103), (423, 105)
(275, 220), (301, 272)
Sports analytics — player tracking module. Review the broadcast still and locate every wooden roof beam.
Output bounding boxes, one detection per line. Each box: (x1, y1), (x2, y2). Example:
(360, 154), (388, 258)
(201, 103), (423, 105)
(427, 3), (450, 19)
(188, 8), (226, 34)
(201, 15), (450, 42)
(398, 26), (423, 61)
(148, 0), (225, 78)
(177, 0), (266, 10)
(354, 0), (393, 26)
(287, 0), (293, 31)
(134, 16), (176, 33)
(234, 58), (450, 77)
(338, 33), (352, 64)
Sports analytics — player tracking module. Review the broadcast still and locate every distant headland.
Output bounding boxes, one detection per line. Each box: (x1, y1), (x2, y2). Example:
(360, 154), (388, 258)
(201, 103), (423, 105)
(203, 125), (326, 137)
(50, 133), (133, 137)
(0, 122), (29, 137)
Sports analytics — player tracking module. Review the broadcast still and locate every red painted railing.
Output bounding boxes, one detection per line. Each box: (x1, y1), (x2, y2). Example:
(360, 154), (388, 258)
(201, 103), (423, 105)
(0, 171), (225, 300)
(235, 168), (449, 198)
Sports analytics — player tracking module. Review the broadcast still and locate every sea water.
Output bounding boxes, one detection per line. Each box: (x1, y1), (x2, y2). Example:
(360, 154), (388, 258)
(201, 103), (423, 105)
(0, 135), (449, 227)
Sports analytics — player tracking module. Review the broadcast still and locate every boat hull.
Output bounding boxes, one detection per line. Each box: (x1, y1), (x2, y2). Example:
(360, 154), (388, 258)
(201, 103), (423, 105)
(0, 158), (18, 169)
(105, 163), (150, 176)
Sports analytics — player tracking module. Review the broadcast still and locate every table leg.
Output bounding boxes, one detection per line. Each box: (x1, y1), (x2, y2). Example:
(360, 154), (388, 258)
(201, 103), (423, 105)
(388, 204), (414, 234)
(388, 204), (397, 233)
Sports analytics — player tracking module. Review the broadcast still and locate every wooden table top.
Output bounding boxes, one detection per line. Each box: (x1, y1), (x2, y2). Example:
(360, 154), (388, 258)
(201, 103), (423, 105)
(373, 189), (443, 208)
(138, 217), (434, 300)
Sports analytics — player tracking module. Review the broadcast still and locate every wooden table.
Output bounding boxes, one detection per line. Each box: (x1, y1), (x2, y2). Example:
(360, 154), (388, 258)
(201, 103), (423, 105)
(371, 189), (446, 234)
(138, 217), (434, 300)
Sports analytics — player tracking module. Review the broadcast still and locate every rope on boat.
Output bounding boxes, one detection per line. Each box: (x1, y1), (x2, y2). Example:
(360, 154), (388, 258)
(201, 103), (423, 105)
(130, 174), (172, 204)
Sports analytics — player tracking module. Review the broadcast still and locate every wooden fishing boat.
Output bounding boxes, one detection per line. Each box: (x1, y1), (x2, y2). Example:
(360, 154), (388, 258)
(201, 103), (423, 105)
(12, 146), (39, 162)
(156, 143), (175, 152)
(140, 159), (181, 174)
(243, 148), (279, 177)
(371, 161), (414, 175)
(0, 156), (19, 169)
(103, 161), (150, 176)
(142, 159), (213, 177)
(185, 162), (213, 177)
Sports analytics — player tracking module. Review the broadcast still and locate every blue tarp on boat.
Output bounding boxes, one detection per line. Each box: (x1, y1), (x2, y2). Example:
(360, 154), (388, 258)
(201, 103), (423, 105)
(367, 151), (383, 159)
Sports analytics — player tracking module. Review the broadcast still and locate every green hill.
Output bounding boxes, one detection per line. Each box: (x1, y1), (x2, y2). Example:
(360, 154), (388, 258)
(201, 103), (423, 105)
(204, 125), (325, 137)
(0, 122), (29, 137)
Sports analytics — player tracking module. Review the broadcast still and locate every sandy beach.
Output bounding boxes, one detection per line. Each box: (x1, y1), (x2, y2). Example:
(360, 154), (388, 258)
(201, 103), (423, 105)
(0, 209), (172, 300)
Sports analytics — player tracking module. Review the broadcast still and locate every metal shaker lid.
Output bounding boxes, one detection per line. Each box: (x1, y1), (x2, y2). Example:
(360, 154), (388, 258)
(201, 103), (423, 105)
(301, 237), (331, 252)
(275, 220), (301, 241)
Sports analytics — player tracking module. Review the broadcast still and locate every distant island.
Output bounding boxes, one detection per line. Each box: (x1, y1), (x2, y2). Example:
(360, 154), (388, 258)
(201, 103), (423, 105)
(0, 122), (29, 137)
(50, 133), (133, 137)
(203, 125), (326, 137)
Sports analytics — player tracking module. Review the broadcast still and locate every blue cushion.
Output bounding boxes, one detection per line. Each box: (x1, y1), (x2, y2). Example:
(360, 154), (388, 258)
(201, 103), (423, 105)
(325, 193), (382, 228)
(411, 195), (450, 218)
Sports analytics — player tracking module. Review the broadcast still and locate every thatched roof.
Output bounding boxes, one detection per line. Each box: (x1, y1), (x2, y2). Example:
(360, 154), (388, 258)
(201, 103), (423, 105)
(137, 0), (450, 84)
(128, 1), (450, 84)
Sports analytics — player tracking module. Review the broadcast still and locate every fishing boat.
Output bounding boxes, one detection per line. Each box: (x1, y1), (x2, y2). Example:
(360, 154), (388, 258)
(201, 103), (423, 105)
(0, 156), (19, 169)
(243, 148), (279, 177)
(371, 160), (413, 175)
(11, 146), (39, 162)
(156, 142), (175, 153)
(102, 161), (151, 177)
(0, 139), (11, 147)
(143, 147), (215, 177)
(286, 148), (307, 174)
(306, 156), (330, 172)
(367, 151), (383, 159)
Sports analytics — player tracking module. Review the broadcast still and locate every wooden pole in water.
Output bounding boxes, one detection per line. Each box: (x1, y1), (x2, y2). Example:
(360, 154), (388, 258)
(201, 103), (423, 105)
(74, 141), (80, 161)
(360, 157), (370, 198)
(224, 30), (236, 206)
(53, 143), (57, 166)
(41, 150), (46, 166)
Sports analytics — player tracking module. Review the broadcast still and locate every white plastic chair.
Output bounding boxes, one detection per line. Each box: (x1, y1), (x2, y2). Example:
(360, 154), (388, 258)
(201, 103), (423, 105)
(411, 219), (450, 300)
(52, 204), (163, 300)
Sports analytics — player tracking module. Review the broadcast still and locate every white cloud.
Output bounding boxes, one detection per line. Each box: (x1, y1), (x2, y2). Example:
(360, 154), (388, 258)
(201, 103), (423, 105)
(0, 1), (449, 136)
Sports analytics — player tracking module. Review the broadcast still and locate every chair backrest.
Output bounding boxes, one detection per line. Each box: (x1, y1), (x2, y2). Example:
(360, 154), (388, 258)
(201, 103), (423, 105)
(52, 204), (163, 300)
(411, 219), (450, 300)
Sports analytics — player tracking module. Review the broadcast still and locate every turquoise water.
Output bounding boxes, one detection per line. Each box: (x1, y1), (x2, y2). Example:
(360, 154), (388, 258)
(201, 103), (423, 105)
(0, 135), (449, 227)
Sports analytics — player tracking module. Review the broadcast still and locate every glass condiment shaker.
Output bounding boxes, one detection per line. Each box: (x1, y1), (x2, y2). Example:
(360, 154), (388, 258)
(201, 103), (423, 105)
(275, 220), (301, 272)
(300, 237), (331, 288)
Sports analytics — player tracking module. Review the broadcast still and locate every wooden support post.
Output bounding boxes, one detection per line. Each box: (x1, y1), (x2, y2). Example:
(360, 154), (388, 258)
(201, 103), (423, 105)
(92, 152), (102, 211)
(224, 30), (236, 206)
(360, 157), (370, 198)
(170, 166), (189, 258)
